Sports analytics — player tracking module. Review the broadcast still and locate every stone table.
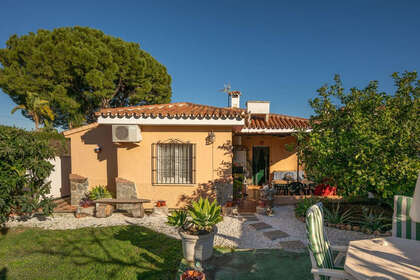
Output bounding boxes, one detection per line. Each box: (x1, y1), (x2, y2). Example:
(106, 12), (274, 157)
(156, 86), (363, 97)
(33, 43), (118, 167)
(344, 237), (420, 280)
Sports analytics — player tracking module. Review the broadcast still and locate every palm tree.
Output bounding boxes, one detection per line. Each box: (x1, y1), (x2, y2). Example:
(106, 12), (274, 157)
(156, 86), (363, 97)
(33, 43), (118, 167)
(11, 92), (55, 130)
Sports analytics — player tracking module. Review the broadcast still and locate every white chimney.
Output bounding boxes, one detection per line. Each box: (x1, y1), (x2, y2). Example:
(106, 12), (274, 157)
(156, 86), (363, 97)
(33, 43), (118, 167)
(229, 91), (241, 108)
(246, 101), (270, 121)
(246, 101), (270, 114)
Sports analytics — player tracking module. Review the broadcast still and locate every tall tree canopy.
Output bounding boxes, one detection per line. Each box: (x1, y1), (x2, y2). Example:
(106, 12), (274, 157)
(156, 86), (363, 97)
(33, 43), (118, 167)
(297, 72), (420, 200)
(0, 26), (172, 128)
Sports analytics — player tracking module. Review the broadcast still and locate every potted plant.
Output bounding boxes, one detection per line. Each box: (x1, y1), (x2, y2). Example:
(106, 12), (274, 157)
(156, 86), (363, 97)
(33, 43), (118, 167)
(167, 198), (222, 262)
(180, 270), (206, 280)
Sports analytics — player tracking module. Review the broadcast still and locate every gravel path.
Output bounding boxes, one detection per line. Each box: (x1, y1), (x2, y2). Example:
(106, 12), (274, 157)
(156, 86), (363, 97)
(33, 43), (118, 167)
(5, 206), (373, 249)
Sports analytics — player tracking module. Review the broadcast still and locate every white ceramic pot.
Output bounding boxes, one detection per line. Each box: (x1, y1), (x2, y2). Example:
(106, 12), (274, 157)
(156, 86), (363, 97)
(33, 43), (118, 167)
(179, 227), (217, 262)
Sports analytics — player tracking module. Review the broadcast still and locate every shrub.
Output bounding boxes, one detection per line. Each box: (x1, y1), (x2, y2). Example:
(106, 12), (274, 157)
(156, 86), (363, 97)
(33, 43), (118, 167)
(295, 197), (324, 218)
(167, 198), (223, 234)
(0, 125), (56, 224)
(88, 186), (112, 201)
(296, 72), (420, 199)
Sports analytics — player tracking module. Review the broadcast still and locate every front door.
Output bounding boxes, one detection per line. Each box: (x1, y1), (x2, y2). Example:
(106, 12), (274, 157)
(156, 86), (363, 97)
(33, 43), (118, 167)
(252, 146), (269, 185)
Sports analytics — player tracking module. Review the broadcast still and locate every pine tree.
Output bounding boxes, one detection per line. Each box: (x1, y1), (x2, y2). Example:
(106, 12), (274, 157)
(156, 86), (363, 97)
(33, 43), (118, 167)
(0, 26), (172, 129)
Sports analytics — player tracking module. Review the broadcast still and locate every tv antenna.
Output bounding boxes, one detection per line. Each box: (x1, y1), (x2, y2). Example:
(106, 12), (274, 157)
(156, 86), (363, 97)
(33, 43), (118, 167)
(218, 83), (232, 106)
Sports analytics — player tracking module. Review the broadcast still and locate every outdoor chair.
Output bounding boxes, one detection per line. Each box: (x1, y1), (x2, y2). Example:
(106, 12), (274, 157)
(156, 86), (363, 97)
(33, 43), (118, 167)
(306, 203), (355, 280)
(392, 195), (420, 241)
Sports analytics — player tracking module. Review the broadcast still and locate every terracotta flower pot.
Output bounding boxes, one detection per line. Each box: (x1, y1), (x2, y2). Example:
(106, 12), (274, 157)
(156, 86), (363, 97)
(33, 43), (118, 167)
(181, 270), (206, 280)
(345, 224), (352, 231)
(352, 225), (360, 231)
(156, 200), (166, 207)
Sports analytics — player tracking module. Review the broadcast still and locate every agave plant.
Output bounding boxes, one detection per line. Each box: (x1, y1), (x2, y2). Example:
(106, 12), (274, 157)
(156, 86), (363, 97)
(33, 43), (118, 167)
(323, 203), (353, 225)
(357, 207), (391, 232)
(167, 209), (189, 231)
(167, 198), (223, 234)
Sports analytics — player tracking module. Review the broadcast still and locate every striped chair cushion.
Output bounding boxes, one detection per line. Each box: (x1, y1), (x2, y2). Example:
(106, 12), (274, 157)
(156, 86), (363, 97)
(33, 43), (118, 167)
(306, 203), (335, 277)
(392, 195), (420, 240)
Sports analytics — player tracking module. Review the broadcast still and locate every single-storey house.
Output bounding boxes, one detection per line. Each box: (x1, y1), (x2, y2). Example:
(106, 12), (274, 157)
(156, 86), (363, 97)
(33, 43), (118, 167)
(63, 92), (310, 208)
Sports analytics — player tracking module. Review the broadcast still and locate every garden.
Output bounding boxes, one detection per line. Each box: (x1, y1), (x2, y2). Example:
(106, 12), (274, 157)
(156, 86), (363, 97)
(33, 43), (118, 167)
(295, 197), (393, 234)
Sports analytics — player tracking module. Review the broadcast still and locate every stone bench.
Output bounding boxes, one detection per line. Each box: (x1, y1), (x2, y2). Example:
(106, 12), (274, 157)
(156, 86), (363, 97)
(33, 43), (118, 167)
(93, 198), (151, 218)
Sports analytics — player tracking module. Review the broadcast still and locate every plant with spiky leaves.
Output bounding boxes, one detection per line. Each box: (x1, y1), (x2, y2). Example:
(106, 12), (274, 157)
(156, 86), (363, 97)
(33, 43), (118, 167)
(167, 198), (222, 234)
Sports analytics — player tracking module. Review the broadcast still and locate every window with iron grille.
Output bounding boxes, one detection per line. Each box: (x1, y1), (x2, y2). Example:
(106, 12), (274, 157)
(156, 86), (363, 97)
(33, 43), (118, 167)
(152, 143), (196, 184)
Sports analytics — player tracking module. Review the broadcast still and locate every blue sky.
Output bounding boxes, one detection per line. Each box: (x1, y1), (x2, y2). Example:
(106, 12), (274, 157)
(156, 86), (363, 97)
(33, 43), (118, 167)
(1, 0), (419, 130)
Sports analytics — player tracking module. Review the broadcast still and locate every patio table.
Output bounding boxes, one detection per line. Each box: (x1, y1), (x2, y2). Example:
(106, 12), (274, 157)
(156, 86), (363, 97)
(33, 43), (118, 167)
(344, 237), (420, 280)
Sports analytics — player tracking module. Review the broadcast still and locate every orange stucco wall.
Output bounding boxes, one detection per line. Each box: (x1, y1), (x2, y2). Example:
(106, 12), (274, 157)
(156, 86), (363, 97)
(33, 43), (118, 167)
(67, 124), (118, 192)
(241, 135), (301, 178)
(66, 124), (232, 208)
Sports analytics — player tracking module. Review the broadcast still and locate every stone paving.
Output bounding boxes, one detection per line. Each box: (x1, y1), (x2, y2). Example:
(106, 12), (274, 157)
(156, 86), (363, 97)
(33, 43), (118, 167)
(239, 205), (373, 251)
(249, 222), (273, 230)
(263, 230), (289, 240)
(241, 216), (259, 222)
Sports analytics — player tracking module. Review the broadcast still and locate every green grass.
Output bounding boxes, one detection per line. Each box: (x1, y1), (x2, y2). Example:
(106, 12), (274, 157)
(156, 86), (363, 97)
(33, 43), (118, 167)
(0, 226), (182, 280)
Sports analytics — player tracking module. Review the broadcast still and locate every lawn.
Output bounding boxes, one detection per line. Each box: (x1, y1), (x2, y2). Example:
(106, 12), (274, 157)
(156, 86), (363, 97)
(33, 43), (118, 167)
(0, 226), (182, 280)
(0, 225), (313, 280)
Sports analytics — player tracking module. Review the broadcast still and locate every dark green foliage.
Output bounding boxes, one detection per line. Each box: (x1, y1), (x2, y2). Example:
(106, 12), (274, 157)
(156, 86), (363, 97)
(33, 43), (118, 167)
(0, 125), (55, 224)
(294, 197), (325, 218)
(297, 72), (420, 199)
(0, 26), (172, 129)
(88, 185), (112, 201)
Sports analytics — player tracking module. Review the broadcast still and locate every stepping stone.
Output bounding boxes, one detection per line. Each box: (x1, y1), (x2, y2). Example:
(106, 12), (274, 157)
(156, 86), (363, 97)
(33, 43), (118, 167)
(263, 230), (289, 240)
(249, 222), (272, 230)
(243, 216), (259, 222)
(239, 213), (256, 217)
(278, 240), (306, 252)
(239, 214), (259, 222)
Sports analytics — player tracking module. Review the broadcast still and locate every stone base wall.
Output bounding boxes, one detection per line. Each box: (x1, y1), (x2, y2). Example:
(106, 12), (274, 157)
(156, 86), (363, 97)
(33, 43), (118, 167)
(70, 174), (89, 206)
(215, 182), (233, 206)
(116, 177), (138, 210)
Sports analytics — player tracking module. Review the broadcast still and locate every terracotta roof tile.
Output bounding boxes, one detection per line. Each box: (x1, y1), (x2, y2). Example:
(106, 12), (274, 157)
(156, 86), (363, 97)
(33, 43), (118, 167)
(95, 102), (310, 130)
(246, 114), (310, 130)
(96, 102), (245, 119)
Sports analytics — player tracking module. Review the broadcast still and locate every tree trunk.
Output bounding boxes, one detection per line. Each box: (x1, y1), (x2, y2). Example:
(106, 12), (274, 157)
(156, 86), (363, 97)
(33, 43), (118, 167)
(33, 113), (39, 130)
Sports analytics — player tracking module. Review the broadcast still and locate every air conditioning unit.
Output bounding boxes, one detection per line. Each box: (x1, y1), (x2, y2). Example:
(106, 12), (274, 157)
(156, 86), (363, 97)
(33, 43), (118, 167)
(112, 125), (142, 142)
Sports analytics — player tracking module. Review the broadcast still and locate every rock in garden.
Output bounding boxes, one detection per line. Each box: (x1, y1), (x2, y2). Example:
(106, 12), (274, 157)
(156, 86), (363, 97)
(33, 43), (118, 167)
(95, 204), (114, 218)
